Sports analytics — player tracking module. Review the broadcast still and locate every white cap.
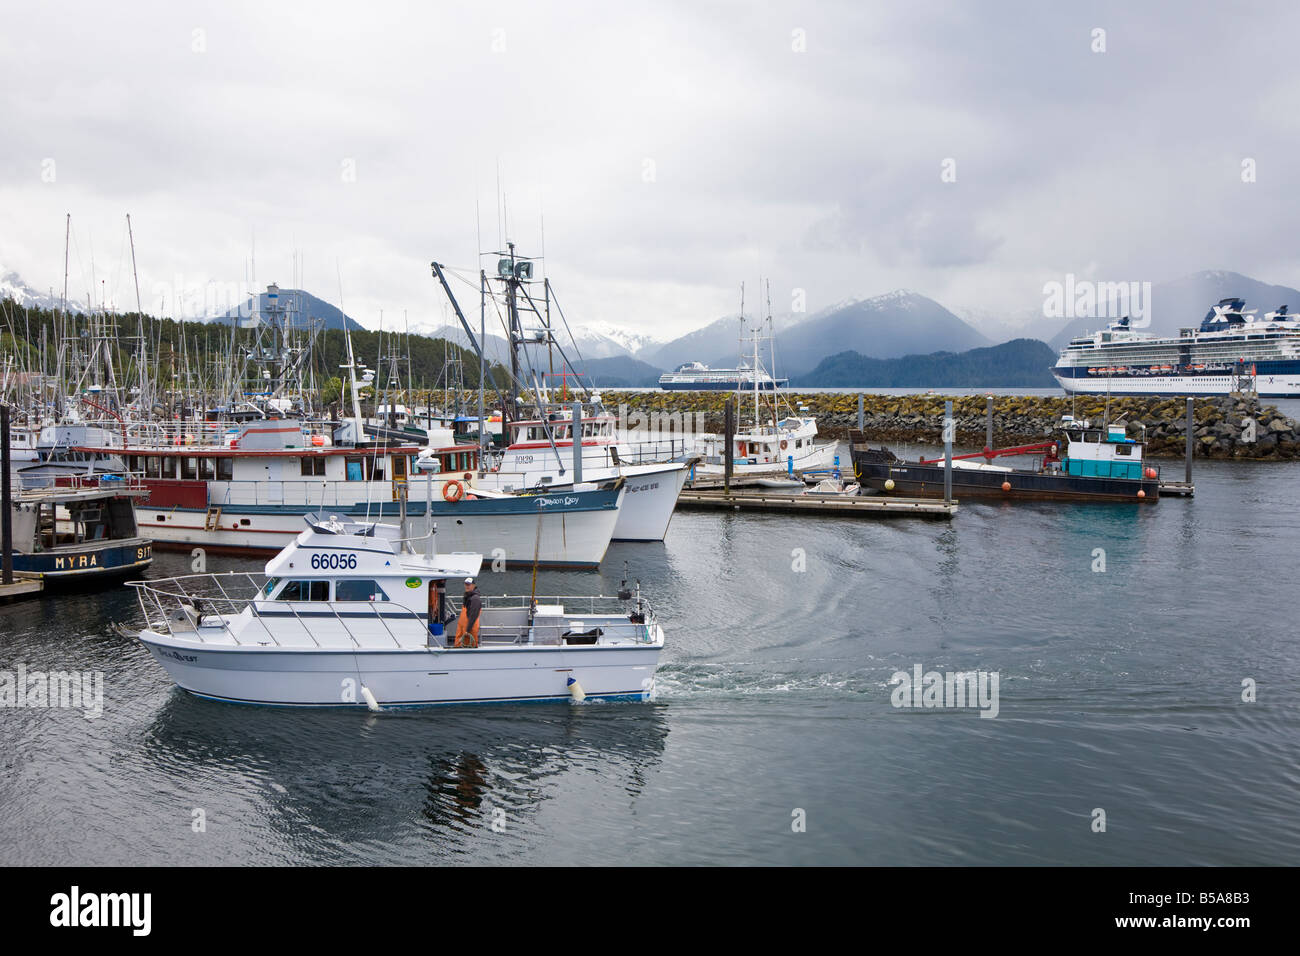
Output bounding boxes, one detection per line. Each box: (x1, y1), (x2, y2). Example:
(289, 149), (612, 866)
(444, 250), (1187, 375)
(464, 577), (474, 585)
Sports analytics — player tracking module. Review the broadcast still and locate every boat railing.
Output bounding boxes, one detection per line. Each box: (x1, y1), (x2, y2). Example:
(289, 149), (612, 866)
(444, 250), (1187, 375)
(86, 418), (340, 450)
(127, 572), (435, 648)
(128, 572), (269, 643)
(617, 437), (694, 465)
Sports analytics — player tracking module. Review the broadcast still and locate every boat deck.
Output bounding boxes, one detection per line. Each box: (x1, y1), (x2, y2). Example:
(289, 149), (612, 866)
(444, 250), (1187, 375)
(130, 576), (660, 651)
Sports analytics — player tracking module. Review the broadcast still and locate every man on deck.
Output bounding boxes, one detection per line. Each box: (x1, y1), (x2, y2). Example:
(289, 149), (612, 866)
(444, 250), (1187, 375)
(454, 577), (482, 648)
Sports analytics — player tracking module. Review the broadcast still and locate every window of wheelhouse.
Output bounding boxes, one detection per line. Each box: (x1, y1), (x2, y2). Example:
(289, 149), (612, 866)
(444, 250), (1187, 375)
(335, 580), (391, 602)
(145, 456), (162, 478)
(180, 456), (197, 480)
(300, 455), (326, 477)
(216, 457), (233, 481)
(275, 580), (330, 601)
(198, 456), (215, 480)
(344, 456), (383, 481)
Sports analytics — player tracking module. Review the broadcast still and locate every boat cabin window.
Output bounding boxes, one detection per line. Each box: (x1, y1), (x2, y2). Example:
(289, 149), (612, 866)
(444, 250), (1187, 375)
(181, 457), (197, 480)
(300, 456), (327, 476)
(263, 577), (279, 597)
(276, 580), (330, 601)
(216, 458), (234, 481)
(198, 457), (215, 480)
(1114, 444), (1133, 456)
(345, 456), (384, 481)
(334, 580), (391, 602)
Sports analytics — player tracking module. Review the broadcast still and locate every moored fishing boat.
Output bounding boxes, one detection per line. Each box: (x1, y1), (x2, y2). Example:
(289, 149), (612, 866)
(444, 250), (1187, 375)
(7, 478), (153, 584)
(74, 417), (625, 567)
(481, 408), (691, 542)
(849, 420), (1160, 502)
(124, 515), (664, 707)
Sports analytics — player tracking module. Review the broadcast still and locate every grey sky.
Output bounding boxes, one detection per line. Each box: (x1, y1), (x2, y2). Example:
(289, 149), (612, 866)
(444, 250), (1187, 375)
(3, 0), (1298, 340)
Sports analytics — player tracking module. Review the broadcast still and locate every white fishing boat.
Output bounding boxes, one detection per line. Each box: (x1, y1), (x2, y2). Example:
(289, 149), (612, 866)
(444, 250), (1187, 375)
(481, 408), (691, 541)
(689, 298), (840, 476)
(125, 516), (664, 707)
(74, 417), (625, 567)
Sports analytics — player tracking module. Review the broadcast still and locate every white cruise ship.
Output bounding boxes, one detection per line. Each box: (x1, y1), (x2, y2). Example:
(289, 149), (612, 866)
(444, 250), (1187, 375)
(658, 361), (788, 391)
(1053, 298), (1300, 397)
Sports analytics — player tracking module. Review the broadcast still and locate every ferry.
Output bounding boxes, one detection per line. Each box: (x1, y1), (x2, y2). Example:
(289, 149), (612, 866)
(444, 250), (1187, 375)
(125, 515), (664, 707)
(1054, 299), (1300, 397)
(658, 361), (788, 391)
(7, 479), (153, 584)
(849, 419), (1160, 502)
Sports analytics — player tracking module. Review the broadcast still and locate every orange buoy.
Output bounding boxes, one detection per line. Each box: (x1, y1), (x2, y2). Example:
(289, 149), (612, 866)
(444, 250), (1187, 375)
(1001, 481), (1011, 492)
(1137, 489), (1146, 498)
(1144, 467), (1156, 479)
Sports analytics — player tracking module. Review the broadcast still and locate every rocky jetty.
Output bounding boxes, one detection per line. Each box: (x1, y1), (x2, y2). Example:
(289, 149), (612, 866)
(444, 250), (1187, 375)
(607, 392), (1300, 461)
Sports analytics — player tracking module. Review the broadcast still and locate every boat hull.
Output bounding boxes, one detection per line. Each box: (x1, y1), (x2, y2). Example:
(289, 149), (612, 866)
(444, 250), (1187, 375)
(136, 488), (623, 567)
(852, 457), (1159, 502)
(9, 539), (153, 581)
(693, 440), (842, 477)
(135, 631), (660, 706)
(659, 380), (787, 391)
(1053, 368), (1300, 398)
(476, 463), (688, 541)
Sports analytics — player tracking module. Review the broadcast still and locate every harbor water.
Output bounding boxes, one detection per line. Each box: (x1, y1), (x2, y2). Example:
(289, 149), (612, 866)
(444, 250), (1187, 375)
(2, 455), (1299, 865)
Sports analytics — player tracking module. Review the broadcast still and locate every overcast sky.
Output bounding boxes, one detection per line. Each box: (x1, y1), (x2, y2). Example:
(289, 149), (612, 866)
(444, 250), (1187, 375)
(3, 0), (1299, 341)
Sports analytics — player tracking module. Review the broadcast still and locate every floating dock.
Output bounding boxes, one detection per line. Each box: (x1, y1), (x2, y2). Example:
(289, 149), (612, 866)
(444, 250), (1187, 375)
(1157, 480), (1194, 497)
(676, 488), (957, 518)
(0, 575), (43, 602)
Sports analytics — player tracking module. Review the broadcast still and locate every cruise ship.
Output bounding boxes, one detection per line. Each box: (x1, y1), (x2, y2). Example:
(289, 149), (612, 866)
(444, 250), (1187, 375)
(1053, 299), (1300, 397)
(658, 361), (788, 391)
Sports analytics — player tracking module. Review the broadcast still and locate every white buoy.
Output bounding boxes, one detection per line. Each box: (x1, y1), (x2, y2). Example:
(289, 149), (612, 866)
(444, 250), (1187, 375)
(360, 685), (380, 712)
(884, 478), (895, 491)
(567, 676), (586, 702)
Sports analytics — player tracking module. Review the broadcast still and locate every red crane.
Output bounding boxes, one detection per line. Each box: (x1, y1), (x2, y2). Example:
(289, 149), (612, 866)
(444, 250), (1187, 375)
(919, 441), (1060, 466)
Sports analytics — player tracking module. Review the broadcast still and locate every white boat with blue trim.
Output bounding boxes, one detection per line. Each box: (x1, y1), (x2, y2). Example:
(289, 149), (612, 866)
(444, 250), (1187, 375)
(125, 515), (664, 707)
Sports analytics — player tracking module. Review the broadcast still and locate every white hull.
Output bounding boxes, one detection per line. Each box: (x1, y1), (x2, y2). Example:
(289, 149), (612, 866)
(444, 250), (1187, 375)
(137, 498), (622, 567)
(475, 462), (688, 541)
(136, 632), (660, 706)
(1056, 371), (1300, 397)
(693, 440), (842, 476)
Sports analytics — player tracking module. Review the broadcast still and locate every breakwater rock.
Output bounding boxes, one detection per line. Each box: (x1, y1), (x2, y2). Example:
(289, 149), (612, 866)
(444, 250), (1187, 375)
(610, 392), (1300, 460)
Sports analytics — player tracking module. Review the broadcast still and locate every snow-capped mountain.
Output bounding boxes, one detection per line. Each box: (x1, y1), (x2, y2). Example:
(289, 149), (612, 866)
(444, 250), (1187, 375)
(565, 321), (663, 359)
(0, 269), (86, 313)
(408, 318), (661, 361)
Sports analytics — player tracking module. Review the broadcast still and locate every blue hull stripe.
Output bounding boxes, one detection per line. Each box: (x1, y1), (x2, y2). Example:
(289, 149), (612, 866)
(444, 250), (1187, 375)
(183, 689), (650, 708)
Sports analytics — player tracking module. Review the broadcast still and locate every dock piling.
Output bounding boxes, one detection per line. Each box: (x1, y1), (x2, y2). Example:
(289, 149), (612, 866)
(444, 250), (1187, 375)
(723, 398), (735, 494)
(570, 401), (583, 484)
(986, 395), (994, 451)
(944, 399), (953, 504)
(1185, 397), (1194, 484)
(857, 393), (864, 431)
(2, 404), (12, 585)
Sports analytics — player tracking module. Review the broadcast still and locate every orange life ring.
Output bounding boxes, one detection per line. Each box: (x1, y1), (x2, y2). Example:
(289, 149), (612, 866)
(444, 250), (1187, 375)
(443, 479), (465, 502)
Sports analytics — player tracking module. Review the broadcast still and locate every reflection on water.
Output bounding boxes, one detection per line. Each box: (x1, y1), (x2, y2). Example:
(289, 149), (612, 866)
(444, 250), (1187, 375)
(128, 691), (670, 862)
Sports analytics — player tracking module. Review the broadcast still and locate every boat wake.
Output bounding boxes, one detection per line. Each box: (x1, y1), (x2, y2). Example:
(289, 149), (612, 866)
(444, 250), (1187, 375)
(652, 660), (872, 700)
